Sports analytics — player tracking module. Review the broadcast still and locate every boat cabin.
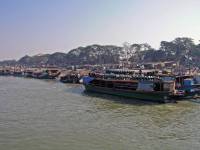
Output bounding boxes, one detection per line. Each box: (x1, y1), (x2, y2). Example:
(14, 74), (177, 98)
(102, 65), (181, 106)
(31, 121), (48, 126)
(89, 78), (175, 92)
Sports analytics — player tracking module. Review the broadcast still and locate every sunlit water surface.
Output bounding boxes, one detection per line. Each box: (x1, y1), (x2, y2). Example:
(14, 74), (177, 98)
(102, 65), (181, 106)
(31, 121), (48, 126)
(0, 77), (200, 150)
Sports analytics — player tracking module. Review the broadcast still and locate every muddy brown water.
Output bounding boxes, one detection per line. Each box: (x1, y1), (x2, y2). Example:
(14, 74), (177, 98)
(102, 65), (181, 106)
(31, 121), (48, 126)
(0, 76), (200, 150)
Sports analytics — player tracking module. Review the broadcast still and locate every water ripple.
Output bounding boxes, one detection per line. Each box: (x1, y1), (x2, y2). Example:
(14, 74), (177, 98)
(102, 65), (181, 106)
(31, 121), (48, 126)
(0, 77), (200, 150)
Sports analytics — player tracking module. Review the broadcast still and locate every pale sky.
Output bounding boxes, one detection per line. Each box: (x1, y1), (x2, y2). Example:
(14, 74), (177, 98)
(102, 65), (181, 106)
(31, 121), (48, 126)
(0, 0), (200, 60)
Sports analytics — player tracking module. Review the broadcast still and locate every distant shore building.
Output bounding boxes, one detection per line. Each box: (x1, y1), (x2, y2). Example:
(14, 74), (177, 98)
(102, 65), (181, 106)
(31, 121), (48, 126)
(141, 61), (177, 69)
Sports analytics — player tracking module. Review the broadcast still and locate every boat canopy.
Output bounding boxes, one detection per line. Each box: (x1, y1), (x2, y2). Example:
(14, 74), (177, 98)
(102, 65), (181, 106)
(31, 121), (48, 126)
(106, 69), (135, 75)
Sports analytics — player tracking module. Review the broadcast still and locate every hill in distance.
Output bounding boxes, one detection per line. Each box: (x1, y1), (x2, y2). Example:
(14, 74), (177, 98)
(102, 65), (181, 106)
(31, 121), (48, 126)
(1, 37), (200, 67)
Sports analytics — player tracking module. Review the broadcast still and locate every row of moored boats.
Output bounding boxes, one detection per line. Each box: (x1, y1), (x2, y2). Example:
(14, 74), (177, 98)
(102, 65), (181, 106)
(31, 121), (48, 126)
(1, 68), (200, 103)
(0, 68), (88, 83)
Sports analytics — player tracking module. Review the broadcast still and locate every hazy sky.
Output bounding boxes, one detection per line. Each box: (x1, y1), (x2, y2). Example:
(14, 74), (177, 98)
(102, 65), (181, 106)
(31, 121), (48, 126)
(0, 0), (200, 60)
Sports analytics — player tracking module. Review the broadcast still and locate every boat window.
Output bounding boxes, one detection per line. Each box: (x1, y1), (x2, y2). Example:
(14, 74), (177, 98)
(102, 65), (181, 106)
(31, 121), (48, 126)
(114, 82), (138, 90)
(163, 82), (174, 92)
(154, 82), (164, 91)
(107, 81), (114, 88)
(137, 81), (154, 91)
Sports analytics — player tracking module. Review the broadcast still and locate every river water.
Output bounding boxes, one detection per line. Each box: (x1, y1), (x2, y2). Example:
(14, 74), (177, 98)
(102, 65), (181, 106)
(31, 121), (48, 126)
(0, 76), (200, 150)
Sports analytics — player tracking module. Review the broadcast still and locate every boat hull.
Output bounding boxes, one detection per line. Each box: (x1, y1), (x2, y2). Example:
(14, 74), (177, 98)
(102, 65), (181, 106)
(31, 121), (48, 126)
(13, 72), (23, 77)
(84, 84), (173, 103)
(60, 75), (80, 84)
(37, 75), (56, 79)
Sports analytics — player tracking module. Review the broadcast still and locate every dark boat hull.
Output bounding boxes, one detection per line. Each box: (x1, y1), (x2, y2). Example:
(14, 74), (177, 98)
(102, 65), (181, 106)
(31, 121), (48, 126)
(84, 84), (173, 103)
(33, 72), (60, 79)
(13, 72), (23, 77)
(37, 75), (56, 79)
(0, 72), (11, 76)
(60, 76), (80, 84)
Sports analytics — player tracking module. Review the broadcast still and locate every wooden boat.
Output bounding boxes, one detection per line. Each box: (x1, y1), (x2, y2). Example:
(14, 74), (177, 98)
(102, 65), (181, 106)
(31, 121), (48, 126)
(83, 73), (176, 103)
(12, 69), (24, 77)
(24, 70), (34, 78)
(33, 69), (60, 79)
(60, 73), (80, 83)
(0, 69), (4, 75)
(83, 69), (200, 102)
(13, 72), (23, 77)
(0, 69), (11, 76)
(174, 75), (200, 99)
(60, 69), (90, 84)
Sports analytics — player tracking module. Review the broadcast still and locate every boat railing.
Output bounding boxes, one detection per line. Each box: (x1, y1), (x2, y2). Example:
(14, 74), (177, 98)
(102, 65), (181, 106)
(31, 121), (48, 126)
(89, 72), (161, 81)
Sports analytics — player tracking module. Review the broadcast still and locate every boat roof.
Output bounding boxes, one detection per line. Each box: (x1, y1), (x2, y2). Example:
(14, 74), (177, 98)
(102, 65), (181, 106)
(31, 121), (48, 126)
(93, 78), (164, 83)
(93, 78), (139, 83)
(175, 75), (193, 79)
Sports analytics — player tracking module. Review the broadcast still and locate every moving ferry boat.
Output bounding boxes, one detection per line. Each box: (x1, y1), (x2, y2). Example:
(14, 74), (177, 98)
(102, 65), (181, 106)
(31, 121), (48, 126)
(83, 69), (200, 103)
